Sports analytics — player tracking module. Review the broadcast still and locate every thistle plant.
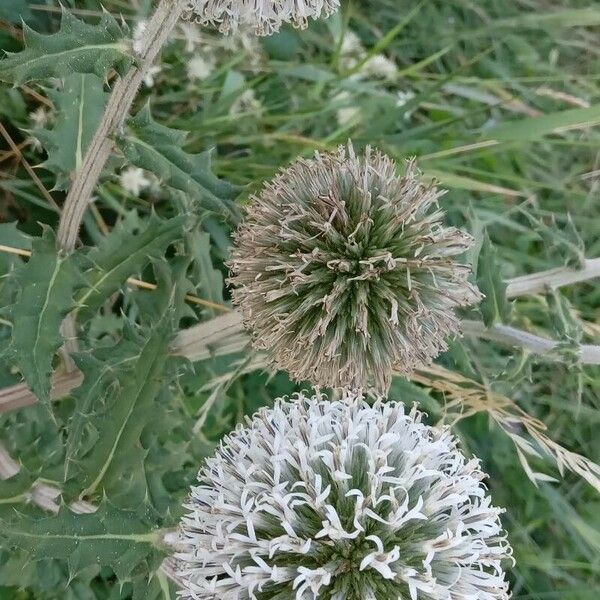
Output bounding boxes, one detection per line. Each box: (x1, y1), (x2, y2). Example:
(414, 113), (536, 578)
(229, 144), (481, 392)
(178, 393), (512, 599)
(4, 2), (600, 599)
(183, 1), (341, 35)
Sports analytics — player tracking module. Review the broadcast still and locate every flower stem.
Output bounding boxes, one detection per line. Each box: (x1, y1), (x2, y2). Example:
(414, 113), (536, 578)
(462, 320), (600, 364)
(506, 258), (600, 298)
(56, 0), (188, 252)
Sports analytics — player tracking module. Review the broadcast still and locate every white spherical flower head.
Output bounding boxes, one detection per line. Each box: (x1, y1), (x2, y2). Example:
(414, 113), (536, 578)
(178, 393), (513, 599)
(228, 143), (481, 393)
(183, 0), (340, 36)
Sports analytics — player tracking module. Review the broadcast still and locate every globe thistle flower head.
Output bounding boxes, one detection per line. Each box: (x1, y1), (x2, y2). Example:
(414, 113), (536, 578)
(177, 393), (513, 599)
(228, 143), (481, 393)
(183, 0), (340, 36)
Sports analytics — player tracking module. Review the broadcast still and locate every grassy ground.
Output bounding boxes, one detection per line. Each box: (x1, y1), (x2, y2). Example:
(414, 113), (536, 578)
(1, 0), (599, 598)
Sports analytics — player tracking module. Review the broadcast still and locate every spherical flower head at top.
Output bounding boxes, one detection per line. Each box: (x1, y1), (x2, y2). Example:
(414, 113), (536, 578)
(228, 143), (481, 393)
(183, 0), (340, 36)
(177, 393), (513, 599)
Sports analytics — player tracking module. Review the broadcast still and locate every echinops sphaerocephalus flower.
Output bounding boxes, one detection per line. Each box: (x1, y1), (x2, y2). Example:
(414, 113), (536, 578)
(183, 0), (340, 35)
(177, 393), (512, 599)
(228, 143), (481, 393)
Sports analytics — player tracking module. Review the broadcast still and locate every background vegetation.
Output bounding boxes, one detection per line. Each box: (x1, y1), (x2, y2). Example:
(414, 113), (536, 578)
(0, 0), (599, 598)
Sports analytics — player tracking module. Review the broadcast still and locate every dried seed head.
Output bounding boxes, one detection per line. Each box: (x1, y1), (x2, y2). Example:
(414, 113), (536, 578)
(228, 143), (481, 393)
(183, 0), (340, 36)
(178, 393), (513, 599)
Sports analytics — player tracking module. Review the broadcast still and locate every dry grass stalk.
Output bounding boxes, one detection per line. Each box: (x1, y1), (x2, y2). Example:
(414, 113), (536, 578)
(414, 364), (600, 493)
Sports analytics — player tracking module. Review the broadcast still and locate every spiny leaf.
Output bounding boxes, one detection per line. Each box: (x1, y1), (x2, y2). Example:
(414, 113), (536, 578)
(546, 288), (584, 409)
(500, 348), (534, 382)
(0, 545), (86, 596)
(0, 223), (30, 312)
(0, 221), (31, 251)
(65, 260), (191, 504)
(0, 8), (133, 84)
(66, 323), (172, 501)
(0, 417), (56, 488)
(476, 230), (510, 327)
(63, 338), (141, 483)
(547, 289), (583, 346)
(0, 501), (165, 583)
(117, 105), (240, 220)
(521, 211), (585, 269)
(10, 227), (82, 404)
(0, 471), (34, 504)
(76, 211), (186, 320)
(135, 353), (212, 515)
(35, 73), (107, 191)
(187, 228), (225, 316)
(0, 399), (65, 480)
(561, 215), (586, 269)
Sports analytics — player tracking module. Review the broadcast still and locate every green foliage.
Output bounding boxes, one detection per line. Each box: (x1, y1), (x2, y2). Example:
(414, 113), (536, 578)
(76, 211), (187, 320)
(186, 228), (226, 316)
(0, 223), (31, 312)
(0, 501), (166, 588)
(10, 227), (82, 405)
(487, 104), (600, 144)
(547, 289), (583, 347)
(0, 0), (32, 23)
(0, 8), (132, 84)
(522, 211), (586, 269)
(0, 400), (65, 481)
(0, 544), (92, 599)
(546, 288), (584, 405)
(476, 231), (511, 327)
(117, 105), (240, 220)
(0, 470), (35, 503)
(64, 260), (190, 506)
(0, 221), (31, 251)
(36, 73), (107, 190)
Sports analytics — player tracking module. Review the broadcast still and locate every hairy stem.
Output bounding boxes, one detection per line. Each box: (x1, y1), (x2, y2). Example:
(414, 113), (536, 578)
(462, 320), (600, 364)
(506, 258), (600, 298)
(0, 313), (247, 413)
(54, 0), (187, 375)
(56, 0), (188, 252)
(4, 310), (600, 414)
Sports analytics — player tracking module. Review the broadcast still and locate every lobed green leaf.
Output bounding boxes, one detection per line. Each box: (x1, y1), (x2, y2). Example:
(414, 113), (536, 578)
(0, 501), (165, 583)
(0, 8), (133, 84)
(117, 105), (240, 220)
(10, 227), (82, 404)
(76, 211), (186, 321)
(35, 73), (107, 190)
(65, 260), (191, 505)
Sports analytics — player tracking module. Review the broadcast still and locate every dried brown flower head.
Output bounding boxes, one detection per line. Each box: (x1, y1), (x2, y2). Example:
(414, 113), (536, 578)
(228, 143), (481, 392)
